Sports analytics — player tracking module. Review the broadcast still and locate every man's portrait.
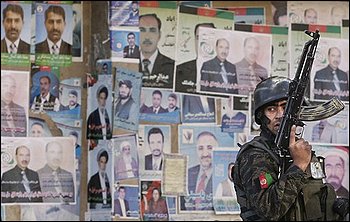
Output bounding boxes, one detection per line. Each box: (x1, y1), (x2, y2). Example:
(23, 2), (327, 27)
(35, 4), (72, 55)
(114, 80), (137, 121)
(166, 93), (179, 112)
(139, 13), (175, 88)
(59, 89), (80, 111)
(1, 73), (28, 137)
(303, 8), (318, 24)
(127, 1), (139, 26)
(145, 127), (166, 171)
(88, 148), (112, 209)
(324, 149), (349, 198)
(114, 140), (138, 180)
(1, 145), (42, 203)
(1, 3), (30, 54)
(200, 37), (238, 94)
(313, 46), (349, 101)
(37, 141), (75, 203)
(31, 75), (60, 112)
(235, 36), (269, 95)
(114, 186), (130, 217)
(330, 6), (347, 26)
(142, 90), (167, 114)
(30, 121), (45, 137)
(87, 84), (112, 140)
(175, 22), (216, 94)
(123, 32), (140, 58)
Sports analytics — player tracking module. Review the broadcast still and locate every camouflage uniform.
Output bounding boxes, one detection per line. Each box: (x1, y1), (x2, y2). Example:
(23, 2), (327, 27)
(233, 130), (310, 221)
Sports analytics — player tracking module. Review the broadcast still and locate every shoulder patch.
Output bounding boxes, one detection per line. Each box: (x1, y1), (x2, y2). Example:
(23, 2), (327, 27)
(259, 172), (273, 189)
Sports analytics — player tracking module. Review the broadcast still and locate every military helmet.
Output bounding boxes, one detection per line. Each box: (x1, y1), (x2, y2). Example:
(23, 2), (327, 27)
(254, 76), (291, 124)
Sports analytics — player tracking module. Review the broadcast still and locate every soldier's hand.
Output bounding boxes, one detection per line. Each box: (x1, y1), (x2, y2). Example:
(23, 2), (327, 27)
(289, 125), (312, 171)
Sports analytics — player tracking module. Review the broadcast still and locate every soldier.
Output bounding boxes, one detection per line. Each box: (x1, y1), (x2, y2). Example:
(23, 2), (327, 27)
(233, 76), (342, 220)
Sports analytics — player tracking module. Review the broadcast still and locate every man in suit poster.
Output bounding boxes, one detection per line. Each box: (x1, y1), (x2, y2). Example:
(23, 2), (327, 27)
(1, 3), (30, 54)
(139, 13), (175, 88)
(123, 32), (140, 58)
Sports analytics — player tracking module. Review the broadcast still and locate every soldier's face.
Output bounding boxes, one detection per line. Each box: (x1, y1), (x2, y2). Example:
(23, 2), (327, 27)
(196, 134), (217, 170)
(216, 39), (229, 62)
(3, 11), (24, 42)
(139, 16), (160, 56)
(16, 147), (30, 170)
(263, 100), (287, 135)
(149, 133), (163, 157)
(1, 76), (16, 104)
(45, 12), (65, 43)
(325, 155), (344, 189)
(328, 48), (341, 70)
(46, 143), (63, 170)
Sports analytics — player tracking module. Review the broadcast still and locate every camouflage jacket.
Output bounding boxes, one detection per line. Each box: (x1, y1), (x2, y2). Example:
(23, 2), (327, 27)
(233, 130), (310, 221)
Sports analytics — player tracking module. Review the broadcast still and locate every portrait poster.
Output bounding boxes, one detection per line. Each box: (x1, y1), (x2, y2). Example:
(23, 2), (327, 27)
(112, 134), (139, 181)
(174, 4), (234, 95)
(162, 153), (188, 196)
(181, 95), (216, 124)
(1, 70), (29, 137)
(139, 1), (177, 89)
(72, 1), (83, 61)
(212, 148), (240, 214)
(110, 27), (140, 63)
(342, 19), (349, 39)
(96, 59), (112, 75)
(30, 65), (60, 114)
(178, 125), (236, 212)
(87, 140), (113, 210)
(312, 145), (349, 198)
(28, 117), (53, 137)
(1, 137), (75, 205)
(87, 74), (113, 140)
(140, 180), (169, 221)
(113, 184), (140, 218)
(1, 1), (31, 66)
(47, 77), (82, 120)
(35, 2), (73, 67)
(113, 67), (142, 133)
(303, 105), (349, 146)
(232, 96), (250, 145)
(139, 88), (181, 124)
(220, 96), (248, 134)
(289, 23), (341, 86)
(51, 117), (82, 160)
(110, 1), (139, 27)
(217, 7), (265, 24)
(309, 37), (349, 102)
(234, 23), (289, 78)
(137, 124), (171, 180)
(197, 27), (272, 96)
(288, 1), (349, 26)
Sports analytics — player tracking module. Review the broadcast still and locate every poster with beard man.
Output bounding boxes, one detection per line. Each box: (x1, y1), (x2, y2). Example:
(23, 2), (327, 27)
(113, 67), (142, 133)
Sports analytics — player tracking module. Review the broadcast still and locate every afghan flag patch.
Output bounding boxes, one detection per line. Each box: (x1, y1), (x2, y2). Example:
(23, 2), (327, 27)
(259, 172), (273, 189)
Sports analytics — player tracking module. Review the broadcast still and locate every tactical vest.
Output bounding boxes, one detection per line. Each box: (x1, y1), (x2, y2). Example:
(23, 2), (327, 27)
(234, 136), (344, 221)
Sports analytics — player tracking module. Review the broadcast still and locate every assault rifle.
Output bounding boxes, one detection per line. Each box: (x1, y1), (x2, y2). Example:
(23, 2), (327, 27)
(274, 30), (345, 167)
